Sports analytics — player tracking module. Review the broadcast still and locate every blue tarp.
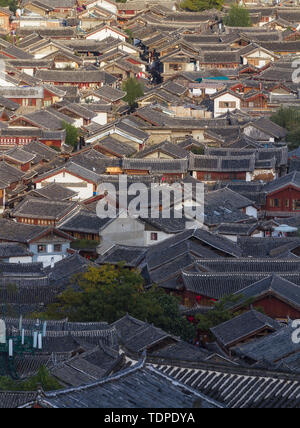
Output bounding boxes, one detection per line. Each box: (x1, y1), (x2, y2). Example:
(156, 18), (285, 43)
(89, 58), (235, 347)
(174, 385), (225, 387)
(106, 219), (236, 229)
(207, 76), (230, 81)
(195, 76), (230, 82)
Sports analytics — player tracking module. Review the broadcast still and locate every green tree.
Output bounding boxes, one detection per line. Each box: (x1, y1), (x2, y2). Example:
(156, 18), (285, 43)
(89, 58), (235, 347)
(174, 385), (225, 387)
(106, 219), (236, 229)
(38, 265), (195, 341)
(191, 146), (205, 155)
(180, 0), (224, 11)
(0, 0), (17, 13)
(196, 295), (259, 339)
(286, 127), (300, 150)
(271, 106), (300, 150)
(224, 5), (252, 27)
(122, 78), (144, 108)
(271, 106), (300, 129)
(62, 121), (79, 148)
(0, 366), (61, 391)
(124, 29), (134, 45)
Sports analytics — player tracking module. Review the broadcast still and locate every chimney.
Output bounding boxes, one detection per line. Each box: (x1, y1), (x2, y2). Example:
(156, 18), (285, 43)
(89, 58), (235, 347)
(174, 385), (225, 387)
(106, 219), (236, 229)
(0, 319), (6, 344)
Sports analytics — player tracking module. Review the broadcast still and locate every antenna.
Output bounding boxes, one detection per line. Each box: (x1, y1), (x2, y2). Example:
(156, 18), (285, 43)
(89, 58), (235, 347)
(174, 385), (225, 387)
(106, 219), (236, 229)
(0, 318), (43, 378)
(19, 315), (22, 333)
(38, 334), (43, 350)
(0, 320), (6, 344)
(8, 339), (13, 358)
(42, 321), (47, 338)
(33, 331), (38, 349)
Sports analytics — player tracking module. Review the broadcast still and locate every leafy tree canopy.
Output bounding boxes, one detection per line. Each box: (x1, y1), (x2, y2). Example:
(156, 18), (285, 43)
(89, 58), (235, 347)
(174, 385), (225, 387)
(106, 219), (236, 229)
(122, 77), (144, 108)
(0, 0), (17, 13)
(37, 265), (196, 342)
(124, 28), (134, 45)
(196, 295), (259, 339)
(0, 366), (61, 391)
(62, 121), (79, 148)
(180, 0), (224, 12)
(224, 5), (252, 27)
(271, 106), (300, 150)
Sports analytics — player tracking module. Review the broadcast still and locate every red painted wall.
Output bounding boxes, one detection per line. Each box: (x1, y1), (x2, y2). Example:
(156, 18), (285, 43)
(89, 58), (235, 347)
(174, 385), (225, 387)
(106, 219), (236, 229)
(10, 98), (37, 106)
(265, 186), (300, 214)
(253, 295), (300, 319)
(197, 172), (247, 181)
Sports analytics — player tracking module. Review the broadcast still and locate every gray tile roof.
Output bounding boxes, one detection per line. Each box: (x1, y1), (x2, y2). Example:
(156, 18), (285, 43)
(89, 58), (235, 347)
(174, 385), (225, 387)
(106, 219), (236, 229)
(43, 360), (223, 408)
(17, 110), (73, 130)
(196, 258), (300, 274)
(0, 42), (34, 60)
(211, 310), (282, 348)
(97, 245), (147, 268)
(149, 253), (196, 287)
(58, 103), (97, 121)
(0, 162), (25, 186)
(201, 51), (240, 64)
(155, 361), (300, 408)
(0, 87), (44, 99)
(123, 158), (188, 174)
(162, 80), (187, 96)
(141, 212), (189, 234)
(204, 208), (251, 228)
(50, 348), (117, 387)
(120, 323), (177, 353)
(264, 171), (300, 194)
(249, 117), (287, 139)
(256, 66), (294, 83)
(146, 229), (241, 288)
(231, 274), (300, 310)
(205, 187), (254, 209)
(233, 325), (300, 365)
(46, 253), (95, 286)
(0, 218), (48, 243)
(146, 240), (220, 272)
(116, 120), (149, 141)
(0, 392), (38, 409)
(205, 146), (288, 168)
(156, 228), (242, 259)
(189, 153), (256, 172)
(93, 85), (126, 102)
(35, 70), (117, 85)
(17, 27), (76, 38)
(12, 197), (78, 221)
(58, 208), (109, 235)
(22, 141), (58, 162)
(214, 181), (266, 206)
(214, 222), (259, 236)
(31, 183), (77, 201)
(95, 136), (136, 158)
(239, 236), (300, 258)
(182, 268), (300, 300)
(151, 339), (213, 362)
(34, 158), (105, 186)
(0, 243), (32, 259)
(136, 141), (188, 159)
(3, 147), (36, 164)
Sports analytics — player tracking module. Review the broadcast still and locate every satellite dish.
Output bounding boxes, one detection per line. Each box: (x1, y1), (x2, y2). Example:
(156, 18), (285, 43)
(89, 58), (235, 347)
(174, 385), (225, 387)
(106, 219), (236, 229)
(0, 320), (6, 344)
